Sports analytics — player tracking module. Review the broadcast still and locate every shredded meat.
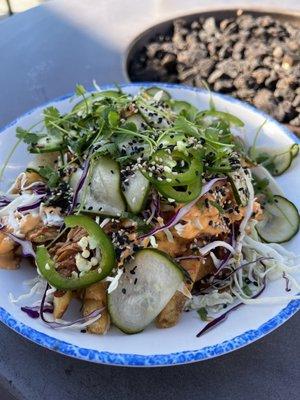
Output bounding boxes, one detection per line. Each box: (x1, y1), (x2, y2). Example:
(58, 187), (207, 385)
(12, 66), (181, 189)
(11, 171), (42, 194)
(27, 225), (59, 243)
(49, 227), (87, 277)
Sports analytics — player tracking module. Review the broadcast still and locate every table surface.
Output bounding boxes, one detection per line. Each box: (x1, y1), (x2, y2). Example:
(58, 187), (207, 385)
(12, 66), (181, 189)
(0, 0), (299, 399)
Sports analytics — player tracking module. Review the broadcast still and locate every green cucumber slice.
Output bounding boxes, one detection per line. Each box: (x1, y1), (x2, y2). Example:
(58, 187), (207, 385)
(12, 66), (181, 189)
(72, 90), (123, 111)
(122, 170), (150, 213)
(254, 145), (299, 176)
(228, 168), (249, 206)
(71, 156), (126, 216)
(252, 166), (284, 196)
(291, 144), (299, 159)
(125, 114), (148, 132)
(108, 249), (184, 334)
(142, 87), (171, 101)
(256, 195), (300, 243)
(30, 134), (64, 153)
(170, 100), (198, 120)
(136, 102), (172, 129)
(27, 152), (60, 171)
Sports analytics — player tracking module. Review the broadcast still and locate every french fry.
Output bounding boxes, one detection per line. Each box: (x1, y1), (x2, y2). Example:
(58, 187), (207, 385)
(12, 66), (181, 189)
(155, 291), (187, 328)
(53, 291), (73, 319)
(0, 253), (20, 270)
(155, 257), (214, 329)
(83, 282), (110, 335)
(0, 232), (19, 269)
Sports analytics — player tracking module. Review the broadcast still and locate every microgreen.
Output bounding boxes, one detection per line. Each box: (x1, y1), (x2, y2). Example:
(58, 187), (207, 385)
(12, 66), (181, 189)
(37, 166), (60, 188)
(197, 307), (209, 321)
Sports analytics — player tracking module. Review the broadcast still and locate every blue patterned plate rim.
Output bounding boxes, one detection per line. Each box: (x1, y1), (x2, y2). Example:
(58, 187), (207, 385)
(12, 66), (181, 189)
(0, 82), (299, 367)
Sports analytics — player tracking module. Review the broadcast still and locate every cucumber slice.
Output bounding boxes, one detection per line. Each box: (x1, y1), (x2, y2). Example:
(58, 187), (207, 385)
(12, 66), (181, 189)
(228, 168), (249, 206)
(72, 156), (126, 216)
(291, 144), (299, 159)
(256, 195), (300, 243)
(30, 134), (64, 153)
(137, 102), (172, 129)
(108, 249), (184, 334)
(125, 114), (148, 132)
(170, 100), (198, 120)
(255, 145), (298, 176)
(252, 166), (284, 196)
(122, 170), (150, 213)
(72, 90), (123, 111)
(142, 87), (171, 101)
(27, 152), (60, 170)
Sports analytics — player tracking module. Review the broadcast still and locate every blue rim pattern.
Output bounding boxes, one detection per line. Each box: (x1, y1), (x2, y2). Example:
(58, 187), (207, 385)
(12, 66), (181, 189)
(0, 82), (299, 367)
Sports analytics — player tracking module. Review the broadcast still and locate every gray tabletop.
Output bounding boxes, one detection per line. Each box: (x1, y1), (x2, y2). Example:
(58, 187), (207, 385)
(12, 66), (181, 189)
(0, 0), (299, 399)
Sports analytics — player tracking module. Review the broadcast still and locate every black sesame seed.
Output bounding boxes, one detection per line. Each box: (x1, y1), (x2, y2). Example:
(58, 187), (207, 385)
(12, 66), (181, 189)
(134, 278), (138, 285)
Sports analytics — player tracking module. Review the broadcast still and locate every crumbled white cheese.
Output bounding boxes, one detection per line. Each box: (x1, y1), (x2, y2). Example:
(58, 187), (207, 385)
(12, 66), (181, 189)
(78, 236), (89, 250)
(75, 253), (92, 272)
(81, 249), (90, 259)
(89, 257), (98, 267)
(88, 236), (98, 250)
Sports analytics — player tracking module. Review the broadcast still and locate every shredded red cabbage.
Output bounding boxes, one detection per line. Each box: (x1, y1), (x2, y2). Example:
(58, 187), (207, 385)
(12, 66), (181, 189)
(69, 158), (90, 213)
(29, 183), (48, 195)
(196, 278), (266, 337)
(197, 257), (272, 295)
(39, 283), (103, 329)
(0, 195), (12, 208)
(150, 190), (160, 218)
(213, 225), (235, 275)
(21, 305), (53, 319)
(44, 308), (103, 329)
(139, 178), (225, 239)
(18, 199), (43, 213)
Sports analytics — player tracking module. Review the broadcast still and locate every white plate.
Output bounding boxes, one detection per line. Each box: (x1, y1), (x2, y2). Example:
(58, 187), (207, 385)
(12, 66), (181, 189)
(0, 83), (299, 366)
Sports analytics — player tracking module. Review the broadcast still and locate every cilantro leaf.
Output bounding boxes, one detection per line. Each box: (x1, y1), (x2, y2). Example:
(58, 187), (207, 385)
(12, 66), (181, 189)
(75, 84), (86, 96)
(16, 127), (40, 145)
(44, 106), (61, 129)
(108, 110), (120, 129)
(37, 166), (60, 188)
(197, 307), (209, 321)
